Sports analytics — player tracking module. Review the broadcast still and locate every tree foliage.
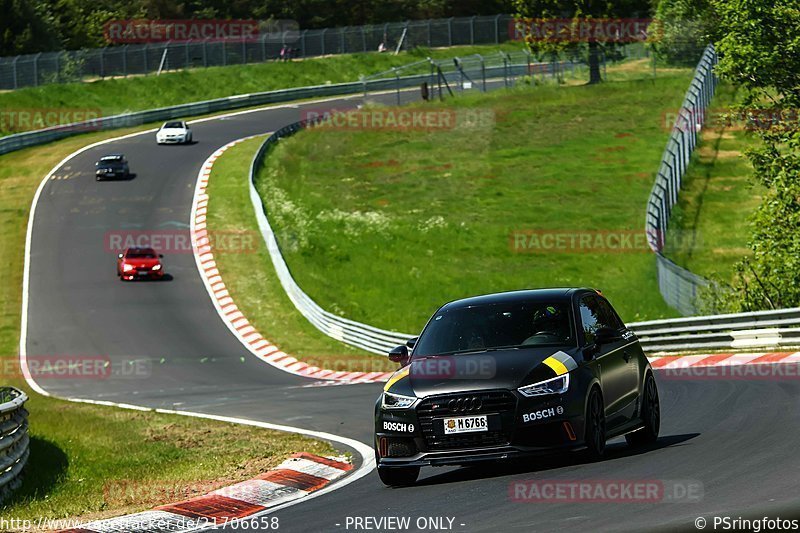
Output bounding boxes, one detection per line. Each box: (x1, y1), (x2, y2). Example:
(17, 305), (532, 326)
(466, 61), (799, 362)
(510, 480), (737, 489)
(650, 0), (716, 65)
(707, 0), (800, 311)
(512, 0), (652, 83)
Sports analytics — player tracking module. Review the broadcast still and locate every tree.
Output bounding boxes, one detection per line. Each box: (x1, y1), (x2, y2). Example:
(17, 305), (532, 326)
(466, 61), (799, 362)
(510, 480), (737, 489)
(512, 0), (652, 84)
(708, 0), (800, 310)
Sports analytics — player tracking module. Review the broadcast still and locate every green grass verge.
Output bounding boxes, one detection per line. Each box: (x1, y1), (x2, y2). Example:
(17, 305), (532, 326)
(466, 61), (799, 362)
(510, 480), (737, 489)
(0, 125), (335, 522)
(662, 82), (760, 280)
(0, 43), (525, 137)
(205, 137), (393, 371)
(256, 63), (694, 334)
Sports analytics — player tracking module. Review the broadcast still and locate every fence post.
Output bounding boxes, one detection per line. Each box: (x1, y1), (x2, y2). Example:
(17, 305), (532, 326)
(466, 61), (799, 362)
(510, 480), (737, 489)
(11, 56), (18, 89)
(495, 14), (501, 43)
(428, 20), (432, 47)
(448, 18), (453, 46)
(222, 41), (227, 66)
(340, 27), (346, 54)
(143, 45), (148, 73)
(202, 39), (208, 67)
(301, 30), (307, 57)
(100, 47), (105, 78)
(321, 29), (327, 55)
(362, 26), (366, 52)
(470, 16), (476, 44)
(242, 35), (247, 64)
(33, 52), (41, 86)
(122, 45), (128, 77)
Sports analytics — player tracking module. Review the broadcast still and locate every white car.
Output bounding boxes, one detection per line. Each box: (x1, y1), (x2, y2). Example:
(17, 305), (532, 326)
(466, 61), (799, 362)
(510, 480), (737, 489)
(156, 121), (193, 144)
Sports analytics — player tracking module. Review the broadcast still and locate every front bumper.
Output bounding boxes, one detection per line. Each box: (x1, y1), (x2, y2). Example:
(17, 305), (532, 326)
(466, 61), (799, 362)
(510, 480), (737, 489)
(157, 136), (186, 144)
(121, 268), (164, 280)
(375, 388), (586, 467)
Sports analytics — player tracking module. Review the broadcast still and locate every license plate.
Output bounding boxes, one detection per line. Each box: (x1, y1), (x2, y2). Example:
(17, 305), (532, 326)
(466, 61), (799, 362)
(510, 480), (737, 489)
(442, 415), (488, 435)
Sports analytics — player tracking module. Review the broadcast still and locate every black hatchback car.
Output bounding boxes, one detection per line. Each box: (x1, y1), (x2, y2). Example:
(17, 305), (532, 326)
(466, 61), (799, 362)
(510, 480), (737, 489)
(95, 154), (131, 181)
(374, 288), (660, 487)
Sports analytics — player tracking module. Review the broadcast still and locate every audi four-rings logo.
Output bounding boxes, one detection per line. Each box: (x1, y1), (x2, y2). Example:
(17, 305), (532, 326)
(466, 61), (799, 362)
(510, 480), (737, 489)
(448, 396), (483, 412)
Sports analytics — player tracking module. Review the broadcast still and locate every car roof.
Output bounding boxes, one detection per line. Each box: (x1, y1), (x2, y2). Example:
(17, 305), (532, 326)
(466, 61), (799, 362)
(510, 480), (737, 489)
(439, 288), (596, 310)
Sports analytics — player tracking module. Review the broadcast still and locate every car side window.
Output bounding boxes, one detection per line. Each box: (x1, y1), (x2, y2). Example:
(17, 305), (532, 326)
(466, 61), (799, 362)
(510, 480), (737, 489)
(596, 297), (624, 330)
(579, 296), (601, 344)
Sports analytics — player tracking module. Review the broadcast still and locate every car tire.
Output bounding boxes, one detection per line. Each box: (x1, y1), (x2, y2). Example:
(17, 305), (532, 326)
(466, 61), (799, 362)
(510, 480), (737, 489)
(584, 387), (606, 460)
(377, 465), (419, 487)
(626, 373), (660, 447)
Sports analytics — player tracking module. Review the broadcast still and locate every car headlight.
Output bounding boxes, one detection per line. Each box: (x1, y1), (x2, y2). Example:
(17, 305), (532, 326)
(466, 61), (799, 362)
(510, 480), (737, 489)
(381, 391), (418, 410)
(518, 373), (570, 397)
(122, 264), (134, 272)
(152, 264), (162, 270)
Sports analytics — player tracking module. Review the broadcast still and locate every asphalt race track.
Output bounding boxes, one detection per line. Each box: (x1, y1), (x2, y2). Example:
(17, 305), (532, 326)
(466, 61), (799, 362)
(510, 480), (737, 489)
(23, 90), (800, 532)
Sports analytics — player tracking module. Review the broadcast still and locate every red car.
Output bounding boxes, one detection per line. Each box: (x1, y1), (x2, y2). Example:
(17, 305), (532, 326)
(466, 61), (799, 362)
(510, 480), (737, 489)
(116, 247), (164, 281)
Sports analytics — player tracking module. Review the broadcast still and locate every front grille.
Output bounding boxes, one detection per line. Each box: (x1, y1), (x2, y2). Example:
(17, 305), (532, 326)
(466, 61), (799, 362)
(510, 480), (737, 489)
(417, 390), (516, 451)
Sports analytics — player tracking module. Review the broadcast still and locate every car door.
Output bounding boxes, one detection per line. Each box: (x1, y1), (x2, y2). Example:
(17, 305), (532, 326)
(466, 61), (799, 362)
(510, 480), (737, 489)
(578, 294), (629, 428)
(596, 296), (639, 421)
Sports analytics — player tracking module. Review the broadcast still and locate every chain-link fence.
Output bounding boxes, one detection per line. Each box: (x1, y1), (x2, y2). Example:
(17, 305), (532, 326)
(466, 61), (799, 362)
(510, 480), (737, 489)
(646, 44), (718, 316)
(0, 15), (515, 90)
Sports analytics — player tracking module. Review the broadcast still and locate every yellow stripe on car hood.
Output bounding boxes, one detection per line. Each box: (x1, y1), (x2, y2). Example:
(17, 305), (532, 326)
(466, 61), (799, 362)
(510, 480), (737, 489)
(542, 356), (569, 376)
(384, 366), (410, 391)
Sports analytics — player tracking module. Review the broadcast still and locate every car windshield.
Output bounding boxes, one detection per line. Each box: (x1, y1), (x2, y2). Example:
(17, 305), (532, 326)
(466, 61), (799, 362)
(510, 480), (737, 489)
(101, 161), (124, 168)
(127, 251), (157, 259)
(414, 300), (575, 356)
(164, 122), (183, 129)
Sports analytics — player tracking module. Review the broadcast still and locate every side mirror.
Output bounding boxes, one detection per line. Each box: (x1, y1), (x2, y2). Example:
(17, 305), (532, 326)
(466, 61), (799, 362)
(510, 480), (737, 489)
(388, 345), (410, 366)
(405, 337), (418, 349)
(159, 254), (164, 259)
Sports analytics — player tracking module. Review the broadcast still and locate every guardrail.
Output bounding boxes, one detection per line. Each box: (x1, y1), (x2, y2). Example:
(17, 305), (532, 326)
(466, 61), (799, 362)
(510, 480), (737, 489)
(645, 44), (718, 315)
(0, 387), (29, 504)
(0, 59), (549, 158)
(629, 307), (800, 353)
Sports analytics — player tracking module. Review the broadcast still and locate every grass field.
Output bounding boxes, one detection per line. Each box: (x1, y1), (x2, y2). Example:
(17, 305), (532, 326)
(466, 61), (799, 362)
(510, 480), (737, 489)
(662, 82), (760, 280)
(0, 126), (335, 523)
(0, 43), (524, 137)
(255, 64), (695, 335)
(205, 137), (393, 370)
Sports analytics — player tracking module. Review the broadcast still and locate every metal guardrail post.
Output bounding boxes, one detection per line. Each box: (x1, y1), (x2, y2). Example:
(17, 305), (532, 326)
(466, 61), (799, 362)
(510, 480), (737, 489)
(0, 387), (29, 505)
